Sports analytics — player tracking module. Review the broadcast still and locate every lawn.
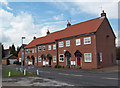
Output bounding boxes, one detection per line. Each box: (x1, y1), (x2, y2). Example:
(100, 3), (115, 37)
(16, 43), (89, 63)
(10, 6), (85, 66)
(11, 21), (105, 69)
(4, 69), (38, 77)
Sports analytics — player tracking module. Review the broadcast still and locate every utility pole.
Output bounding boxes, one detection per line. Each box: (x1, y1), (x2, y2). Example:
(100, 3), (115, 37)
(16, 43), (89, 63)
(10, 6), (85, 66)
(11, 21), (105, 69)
(21, 37), (25, 72)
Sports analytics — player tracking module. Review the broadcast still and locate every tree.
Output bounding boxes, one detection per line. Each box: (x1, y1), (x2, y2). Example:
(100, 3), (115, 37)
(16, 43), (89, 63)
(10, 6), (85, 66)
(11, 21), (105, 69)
(16, 46), (20, 57)
(2, 44), (5, 58)
(9, 44), (17, 57)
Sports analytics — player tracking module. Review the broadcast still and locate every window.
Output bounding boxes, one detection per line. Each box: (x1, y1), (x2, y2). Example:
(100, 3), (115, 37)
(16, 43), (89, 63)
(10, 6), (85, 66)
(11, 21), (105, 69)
(53, 44), (56, 50)
(38, 46), (41, 51)
(32, 49), (34, 53)
(38, 56), (41, 62)
(66, 40), (70, 47)
(35, 48), (37, 53)
(59, 41), (64, 48)
(25, 50), (27, 54)
(76, 39), (81, 46)
(48, 45), (51, 50)
(100, 52), (102, 62)
(35, 57), (37, 63)
(28, 50), (30, 53)
(19, 58), (21, 62)
(53, 56), (56, 63)
(59, 54), (64, 62)
(25, 58), (27, 63)
(43, 46), (45, 51)
(84, 53), (92, 62)
(84, 37), (91, 44)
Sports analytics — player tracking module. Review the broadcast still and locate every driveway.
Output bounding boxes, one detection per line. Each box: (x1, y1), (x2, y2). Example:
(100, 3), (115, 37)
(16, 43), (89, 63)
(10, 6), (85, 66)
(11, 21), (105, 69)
(2, 65), (119, 86)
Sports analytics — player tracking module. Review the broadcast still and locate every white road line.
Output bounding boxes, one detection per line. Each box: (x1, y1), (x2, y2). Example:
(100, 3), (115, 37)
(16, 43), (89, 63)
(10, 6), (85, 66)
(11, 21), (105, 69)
(58, 73), (83, 77)
(102, 77), (118, 80)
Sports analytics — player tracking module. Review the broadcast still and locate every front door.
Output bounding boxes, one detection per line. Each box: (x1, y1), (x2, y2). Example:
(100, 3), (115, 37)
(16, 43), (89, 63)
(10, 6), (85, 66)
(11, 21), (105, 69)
(77, 57), (81, 66)
(66, 56), (70, 66)
(49, 57), (52, 66)
(32, 58), (34, 65)
(43, 58), (46, 66)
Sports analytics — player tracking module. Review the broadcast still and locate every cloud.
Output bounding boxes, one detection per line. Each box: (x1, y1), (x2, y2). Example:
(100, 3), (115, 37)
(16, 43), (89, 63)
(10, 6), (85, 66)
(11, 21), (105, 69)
(0, 8), (66, 49)
(53, 13), (64, 20)
(0, 0), (13, 10)
(51, 1), (118, 19)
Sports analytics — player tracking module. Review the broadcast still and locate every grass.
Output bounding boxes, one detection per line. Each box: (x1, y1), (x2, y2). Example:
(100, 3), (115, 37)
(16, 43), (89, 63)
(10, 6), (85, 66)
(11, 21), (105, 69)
(4, 69), (39, 77)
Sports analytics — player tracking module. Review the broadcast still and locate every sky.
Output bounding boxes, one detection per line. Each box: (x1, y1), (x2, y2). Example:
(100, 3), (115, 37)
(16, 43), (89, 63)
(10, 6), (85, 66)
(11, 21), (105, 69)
(0, 0), (119, 49)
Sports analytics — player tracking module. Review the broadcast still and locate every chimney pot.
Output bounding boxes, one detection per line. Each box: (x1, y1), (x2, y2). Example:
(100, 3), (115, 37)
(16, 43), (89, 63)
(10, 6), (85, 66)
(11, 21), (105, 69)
(101, 10), (106, 17)
(33, 36), (36, 40)
(67, 21), (71, 28)
(47, 30), (50, 35)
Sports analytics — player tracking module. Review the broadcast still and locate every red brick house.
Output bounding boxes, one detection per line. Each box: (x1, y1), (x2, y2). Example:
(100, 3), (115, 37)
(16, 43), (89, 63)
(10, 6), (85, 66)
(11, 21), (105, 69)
(21, 11), (116, 69)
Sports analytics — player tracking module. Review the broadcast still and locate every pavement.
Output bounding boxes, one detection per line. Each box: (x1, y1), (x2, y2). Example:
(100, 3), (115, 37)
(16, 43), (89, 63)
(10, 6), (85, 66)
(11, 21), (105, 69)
(2, 65), (119, 87)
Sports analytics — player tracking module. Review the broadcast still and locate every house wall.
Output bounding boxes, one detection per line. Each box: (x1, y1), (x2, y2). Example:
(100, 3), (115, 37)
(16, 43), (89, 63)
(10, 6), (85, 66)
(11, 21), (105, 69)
(2, 59), (7, 65)
(58, 34), (97, 69)
(96, 18), (116, 68)
(37, 43), (57, 67)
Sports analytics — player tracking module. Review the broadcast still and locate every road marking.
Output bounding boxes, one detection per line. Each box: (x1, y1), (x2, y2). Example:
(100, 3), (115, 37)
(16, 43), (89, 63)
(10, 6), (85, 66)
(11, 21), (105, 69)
(58, 73), (82, 77)
(39, 71), (43, 72)
(102, 77), (118, 80)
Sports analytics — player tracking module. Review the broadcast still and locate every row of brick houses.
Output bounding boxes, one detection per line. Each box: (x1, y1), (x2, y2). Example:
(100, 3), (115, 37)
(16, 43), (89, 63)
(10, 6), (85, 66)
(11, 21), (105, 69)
(18, 11), (116, 69)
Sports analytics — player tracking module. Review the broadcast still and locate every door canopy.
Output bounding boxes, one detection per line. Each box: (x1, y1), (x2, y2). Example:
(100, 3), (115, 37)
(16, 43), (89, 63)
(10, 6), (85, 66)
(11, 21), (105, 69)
(47, 54), (52, 59)
(74, 50), (82, 57)
(41, 54), (46, 59)
(27, 56), (30, 59)
(64, 51), (71, 57)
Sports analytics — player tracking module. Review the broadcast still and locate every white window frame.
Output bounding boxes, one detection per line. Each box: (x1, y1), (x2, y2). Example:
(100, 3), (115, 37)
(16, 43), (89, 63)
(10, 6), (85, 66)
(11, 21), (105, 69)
(59, 54), (64, 62)
(35, 57), (37, 63)
(84, 53), (92, 62)
(100, 52), (102, 62)
(38, 46), (41, 51)
(32, 49), (34, 53)
(28, 50), (30, 53)
(53, 44), (56, 50)
(25, 50), (27, 54)
(66, 40), (70, 47)
(53, 56), (56, 63)
(43, 46), (45, 51)
(35, 48), (37, 53)
(38, 56), (41, 62)
(25, 58), (27, 63)
(59, 41), (64, 48)
(84, 37), (91, 45)
(76, 39), (81, 46)
(48, 45), (51, 50)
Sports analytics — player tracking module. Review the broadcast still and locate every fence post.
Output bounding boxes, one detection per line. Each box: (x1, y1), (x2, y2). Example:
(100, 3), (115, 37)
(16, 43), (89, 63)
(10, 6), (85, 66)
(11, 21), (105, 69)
(8, 72), (11, 77)
(37, 70), (39, 75)
(24, 69), (26, 76)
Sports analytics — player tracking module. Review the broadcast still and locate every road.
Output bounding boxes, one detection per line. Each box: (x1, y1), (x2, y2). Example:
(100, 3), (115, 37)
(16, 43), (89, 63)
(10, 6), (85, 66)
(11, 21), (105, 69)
(2, 65), (118, 86)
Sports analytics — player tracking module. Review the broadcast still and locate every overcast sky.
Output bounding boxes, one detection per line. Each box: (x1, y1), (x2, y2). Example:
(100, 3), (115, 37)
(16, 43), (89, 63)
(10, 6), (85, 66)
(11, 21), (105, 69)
(0, 0), (119, 49)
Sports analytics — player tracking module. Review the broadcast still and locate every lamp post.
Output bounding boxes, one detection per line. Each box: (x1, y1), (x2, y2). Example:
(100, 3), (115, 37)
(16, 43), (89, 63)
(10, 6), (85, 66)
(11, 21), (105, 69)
(21, 37), (25, 72)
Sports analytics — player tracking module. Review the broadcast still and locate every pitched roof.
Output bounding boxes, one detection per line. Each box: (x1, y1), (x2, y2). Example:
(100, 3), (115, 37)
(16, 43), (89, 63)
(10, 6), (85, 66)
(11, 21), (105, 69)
(25, 17), (105, 48)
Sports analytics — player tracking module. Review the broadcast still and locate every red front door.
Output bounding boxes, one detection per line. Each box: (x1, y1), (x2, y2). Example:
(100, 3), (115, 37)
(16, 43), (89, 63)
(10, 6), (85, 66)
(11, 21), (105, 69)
(77, 58), (81, 66)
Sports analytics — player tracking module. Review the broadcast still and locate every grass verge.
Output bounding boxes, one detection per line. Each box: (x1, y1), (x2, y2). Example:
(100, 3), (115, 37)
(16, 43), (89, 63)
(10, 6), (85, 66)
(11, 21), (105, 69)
(4, 69), (38, 77)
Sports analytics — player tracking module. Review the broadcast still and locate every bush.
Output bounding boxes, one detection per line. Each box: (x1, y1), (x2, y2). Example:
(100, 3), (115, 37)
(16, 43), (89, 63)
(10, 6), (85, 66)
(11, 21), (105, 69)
(55, 65), (61, 68)
(7, 59), (10, 65)
(62, 66), (64, 68)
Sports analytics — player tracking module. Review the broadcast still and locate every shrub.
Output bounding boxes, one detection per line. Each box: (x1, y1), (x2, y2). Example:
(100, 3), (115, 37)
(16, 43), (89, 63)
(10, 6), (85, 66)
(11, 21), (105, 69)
(54, 65), (61, 68)
(7, 59), (10, 65)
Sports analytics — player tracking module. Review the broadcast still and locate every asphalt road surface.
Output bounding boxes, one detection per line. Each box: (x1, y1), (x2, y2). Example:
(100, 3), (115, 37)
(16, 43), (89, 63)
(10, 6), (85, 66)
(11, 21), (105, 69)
(2, 65), (118, 86)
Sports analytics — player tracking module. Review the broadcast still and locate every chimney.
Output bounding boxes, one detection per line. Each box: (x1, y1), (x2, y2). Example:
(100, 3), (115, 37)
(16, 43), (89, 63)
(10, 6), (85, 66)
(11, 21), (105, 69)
(47, 30), (50, 35)
(67, 21), (71, 28)
(33, 36), (36, 40)
(101, 10), (106, 17)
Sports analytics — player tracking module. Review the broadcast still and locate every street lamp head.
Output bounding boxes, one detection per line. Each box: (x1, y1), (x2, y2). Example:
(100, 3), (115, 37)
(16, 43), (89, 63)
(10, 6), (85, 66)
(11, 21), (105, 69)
(22, 37), (25, 39)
